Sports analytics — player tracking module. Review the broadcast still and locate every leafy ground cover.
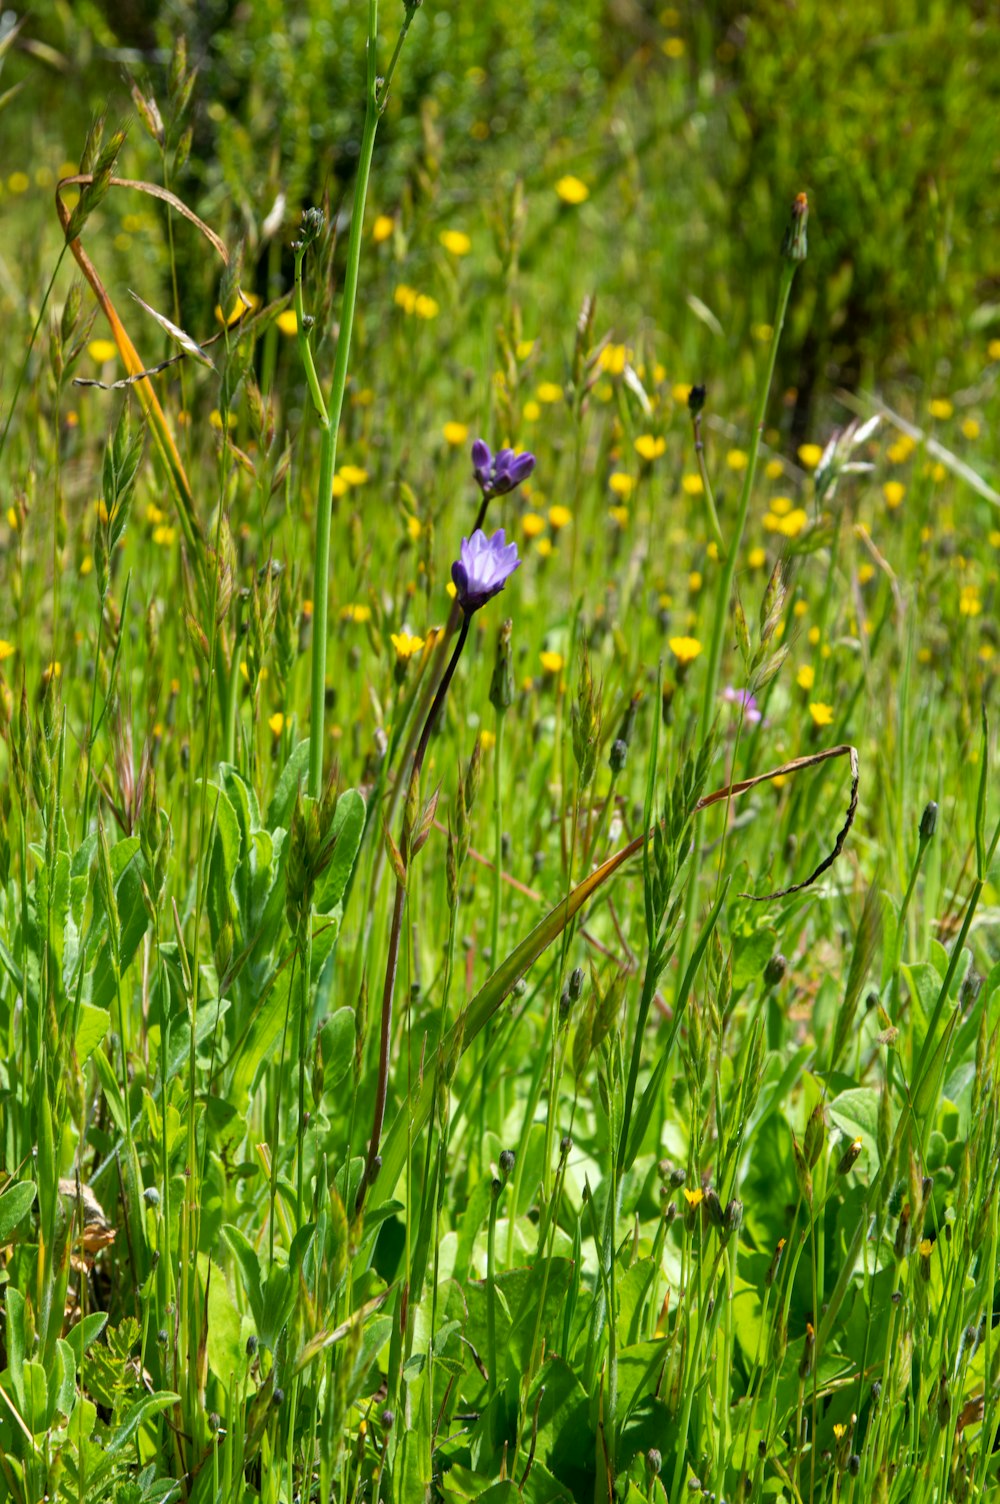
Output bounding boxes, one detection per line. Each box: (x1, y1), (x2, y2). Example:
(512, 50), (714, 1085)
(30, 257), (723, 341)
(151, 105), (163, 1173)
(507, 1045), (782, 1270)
(1, 3), (1000, 1502)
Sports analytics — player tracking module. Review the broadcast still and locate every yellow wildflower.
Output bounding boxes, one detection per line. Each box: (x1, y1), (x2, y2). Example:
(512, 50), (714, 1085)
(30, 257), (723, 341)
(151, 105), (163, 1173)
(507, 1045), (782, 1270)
(672, 382), (692, 404)
(394, 284), (418, 314)
(339, 465), (368, 487)
(516, 339), (536, 360)
(268, 713), (285, 736)
(747, 546), (766, 569)
(480, 728), (496, 751)
(662, 36), (685, 57)
(414, 294), (439, 320)
(609, 472), (634, 497)
(391, 631), (425, 658)
(522, 513), (545, 539)
(609, 505), (629, 527)
(341, 604), (372, 624)
(88, 339), (118, 363)
(928, 398), (953, 420)
(8, 171), (30, 194)
(962, 417), (980, 440)
(688, 571), (702, 593)
(770, 495), (793, 516)
(439, 229), (471, 256)
(989, 339), (1000, 360)
(959, 585), (981, 617)
(883, 481), (905, 509)
(540, 650), (564, 674)
(0, 641), (14, 661)
(555, 175), (589, 205)
(276, 309), (298, 335)
(599, 344), (628, 375)
(765, 458), (783, 480)
(635, 434), (666, 461)
(442, 421), (469, 446)
(726, 448), (748, 471)
(809, 701), (834, 728)
(681, 473), (703, 496)
(683, 1187), (703, 1207)
(796, 665), (815, 692)
(797, 443), (823, 469)
(152, 525), (176, 547)
(373, 214), (394, 242)
(669, 635), (702, 665)
(548, 504), (572, 530)
(523, 400), (541, 422)
(537, 381), (563, 404)
(535, 537), (554, 558)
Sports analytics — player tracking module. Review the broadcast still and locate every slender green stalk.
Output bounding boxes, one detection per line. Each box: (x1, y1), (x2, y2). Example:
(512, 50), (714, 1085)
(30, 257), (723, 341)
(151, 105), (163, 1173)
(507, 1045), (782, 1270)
(306, 0), (418, 799)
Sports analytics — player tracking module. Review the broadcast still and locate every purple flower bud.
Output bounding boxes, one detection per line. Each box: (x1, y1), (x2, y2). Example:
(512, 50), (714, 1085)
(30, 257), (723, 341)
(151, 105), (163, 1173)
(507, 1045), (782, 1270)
(470, 438), (536, 498)
(451, 528), (521, 613)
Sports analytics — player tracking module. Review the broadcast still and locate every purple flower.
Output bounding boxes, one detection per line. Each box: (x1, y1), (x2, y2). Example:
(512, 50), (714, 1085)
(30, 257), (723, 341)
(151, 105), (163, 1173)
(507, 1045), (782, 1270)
(471, 438), (535, 498)
(451, 528), (520, 613)
(721, 685), (761, 725)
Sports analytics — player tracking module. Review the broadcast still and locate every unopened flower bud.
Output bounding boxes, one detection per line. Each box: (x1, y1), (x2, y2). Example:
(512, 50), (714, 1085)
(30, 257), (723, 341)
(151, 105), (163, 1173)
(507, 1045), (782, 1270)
(781, 192), (809, 263)
(568, 966), (585, 1001)
(764, 953), (787, 989)
(499, 1149), (515, 1178)
(837, 1137), (863, 1176)
(919, 800), (938, 841)
(687, 383), (706, 417)
(646, 1449), (662, 1478)
(489, 618), (514, 713)
(609, 737), (628, 774)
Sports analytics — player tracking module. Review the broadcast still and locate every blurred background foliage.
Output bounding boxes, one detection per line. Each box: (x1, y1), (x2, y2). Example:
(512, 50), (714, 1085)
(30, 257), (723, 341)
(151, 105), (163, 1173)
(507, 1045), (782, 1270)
(5, 0), (999, 439)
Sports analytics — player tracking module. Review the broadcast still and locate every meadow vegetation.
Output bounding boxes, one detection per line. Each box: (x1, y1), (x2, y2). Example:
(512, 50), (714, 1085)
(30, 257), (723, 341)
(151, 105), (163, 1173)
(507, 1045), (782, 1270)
(0, 3), (999, 1502)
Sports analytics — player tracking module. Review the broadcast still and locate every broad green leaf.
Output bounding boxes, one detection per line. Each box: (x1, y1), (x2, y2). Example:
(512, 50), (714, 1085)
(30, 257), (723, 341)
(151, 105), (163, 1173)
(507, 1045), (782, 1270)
(75, 1002), (110, 1065)
(221, 1225), (263, 1332)
(314, 789), (366, 916)
(319, 1007), (357, 1089)
(0, 1181), (36, 1242)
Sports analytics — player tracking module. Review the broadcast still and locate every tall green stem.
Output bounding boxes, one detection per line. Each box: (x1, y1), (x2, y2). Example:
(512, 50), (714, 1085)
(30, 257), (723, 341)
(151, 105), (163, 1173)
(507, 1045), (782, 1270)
(677, 255), (798, 979)
(307, 0), (416, 798)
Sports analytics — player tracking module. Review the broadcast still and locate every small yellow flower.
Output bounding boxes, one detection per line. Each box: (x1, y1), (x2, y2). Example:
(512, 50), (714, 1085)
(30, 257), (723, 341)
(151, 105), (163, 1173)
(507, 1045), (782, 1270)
(989, 339), (1000, 361)
(442, 421), (469, 446)
(268, 712), (285, 736)
(152, 525), (176, 547)
(523, 400), (541, 422)
(688, 571), (702, 593)
(771, 495), (793, 516)
(682, 1187), (703, 1207)
(79, 555), (93, 576)
(145, 503), (166, 526)
(519, 512), (544, 539)
(341, 604), (372, 624)
(747, 546), (766, 569)
(373, 214), (394, 242)
(858, 563), (875, 585)
(609, 472), (634, 497)
(796, 665), (815, 692)
(887, 435), (916, 464)
(276, 309), (298, 335)
(516, 339), (536, 360)
(635, 434), (666, 461)
(662, 36), (685, 58)
(959, 585), (982, 617)
(669, 635), (702, 665)
(414, 294), (439, 320)
(808, 626), (821, 646)
(406, 515), (422, 540)
(0, 640), (14, 661)
(681, 473), (704, 496)
(793, 599), (807, 617)
(540, 650), (564, 674)
(537, 381), (563, 404)
(928, 398), (953, 420)
(43, 661), (61, 680)
(548, 504), (572, 530)
(6, 506), (18, 529)
(215, 292), (260, 325)
(88, 338), (118, 363)
(446, 580), (457, 599)
(809, 701), (834, 728)
(764, 508), (807, 538)
(707, 541), (719, 562)
(764, 458), (783, 480)
(962, 417), (980, 441)
(394, 284), (418, 313)
(391, 631), (425, 658)
(599, 344), (628, 375)
(535, 537), (554, 559)
(480, 728), (496, 751)
(339, 465), (369, 487)
(8, 171), (30, 194)
(331, 475), (348, 499)
(883, 481), (905, 509)
(672, 382), (692, 404)
(833, 1423), (847, 1442)
(609, 505), (629, 527)
(209, 409), (238, 430)
(726, 448), (748, 471)
(439, 229), (471, 256)
(797, 443), (823, 469)
(918, 1237), (934, 1257)
(555, 175), (589, 205)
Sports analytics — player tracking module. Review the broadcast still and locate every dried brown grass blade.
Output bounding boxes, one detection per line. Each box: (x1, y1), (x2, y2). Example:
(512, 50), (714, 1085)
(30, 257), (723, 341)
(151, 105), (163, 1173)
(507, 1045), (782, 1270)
(696, 742), (859, 901)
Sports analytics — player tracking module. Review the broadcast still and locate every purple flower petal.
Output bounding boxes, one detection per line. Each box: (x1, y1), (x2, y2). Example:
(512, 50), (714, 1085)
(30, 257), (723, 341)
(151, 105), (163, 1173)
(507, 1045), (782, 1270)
(452, 528), (521, 613)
